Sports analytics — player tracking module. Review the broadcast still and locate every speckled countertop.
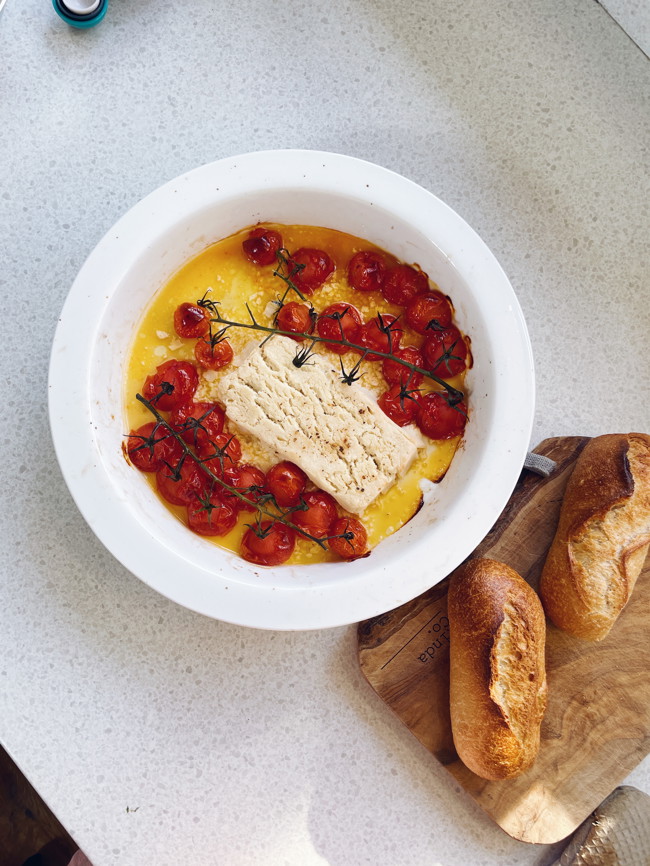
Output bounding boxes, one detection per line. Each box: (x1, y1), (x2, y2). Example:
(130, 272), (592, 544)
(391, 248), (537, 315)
(1, 1), (649, 864)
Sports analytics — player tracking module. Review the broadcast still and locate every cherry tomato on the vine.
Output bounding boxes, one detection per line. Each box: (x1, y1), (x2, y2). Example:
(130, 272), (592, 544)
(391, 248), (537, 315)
(287, 248), (335, 294)
(404, 292), (453, 334)
(328, 517), (369, 559)
(242, 227), (283, 266)
(378, 385), (421, 427)
(241, 521), (296, 566)
(422, 325), (468, 378)
(223, 464), (268, 513)
(347, 250), (387, 293)
(173, 303), (210, 339)
(381, 346), (424, 388)
(266, 461), (308, 508)
(170, 401), (225, 451)
(187, 493), (238, 537)
(381, 264), (429, 307)
(275, 302), (315, 342)
(196, 432), (242, 476)
(359, 314), (403, 361)
(316, 303), (362, 354)
(142, 359), (199, 412)
(416, 392), (467, 440)
(126, 422), (183, 472)
(291, 490), (338, 539)
(156, 456), (208, 506)
(194, 337), (234, 371)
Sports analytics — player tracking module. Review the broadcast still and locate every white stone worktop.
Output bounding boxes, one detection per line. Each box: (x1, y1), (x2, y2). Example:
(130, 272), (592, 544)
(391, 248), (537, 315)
(0, 1), (648, 864)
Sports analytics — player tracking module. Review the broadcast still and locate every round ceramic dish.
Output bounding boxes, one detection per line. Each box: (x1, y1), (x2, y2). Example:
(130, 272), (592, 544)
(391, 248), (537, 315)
(48, 150), (534, 630)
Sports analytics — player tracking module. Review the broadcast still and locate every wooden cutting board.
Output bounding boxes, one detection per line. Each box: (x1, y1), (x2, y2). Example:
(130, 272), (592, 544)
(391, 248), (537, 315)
(357, 437), (650, 844)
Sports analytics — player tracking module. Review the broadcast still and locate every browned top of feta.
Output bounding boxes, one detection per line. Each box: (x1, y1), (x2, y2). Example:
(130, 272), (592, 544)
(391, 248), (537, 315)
(217, 337), (419, 513)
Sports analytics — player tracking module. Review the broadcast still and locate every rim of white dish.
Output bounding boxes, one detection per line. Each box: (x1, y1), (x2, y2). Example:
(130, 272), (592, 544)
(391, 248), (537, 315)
(48, 150), (535, 630)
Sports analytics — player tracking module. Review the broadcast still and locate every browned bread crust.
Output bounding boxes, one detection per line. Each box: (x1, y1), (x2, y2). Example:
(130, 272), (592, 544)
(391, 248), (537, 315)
(448, 558), (547, 780)
(540, 433), (650, 641)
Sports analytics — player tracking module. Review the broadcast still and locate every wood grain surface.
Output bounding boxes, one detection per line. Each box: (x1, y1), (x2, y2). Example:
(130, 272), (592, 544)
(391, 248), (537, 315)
(358, 437), (650, 845)
(0, 745), (77, 866)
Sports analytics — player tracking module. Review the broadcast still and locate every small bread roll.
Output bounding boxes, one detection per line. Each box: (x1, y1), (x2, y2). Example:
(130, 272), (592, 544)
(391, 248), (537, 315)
(448, 559), (548, 780)
(540, 433), (650, 641)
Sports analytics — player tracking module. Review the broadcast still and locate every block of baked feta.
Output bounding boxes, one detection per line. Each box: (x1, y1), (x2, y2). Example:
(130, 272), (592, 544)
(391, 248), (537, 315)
(217, 337), (419, 514)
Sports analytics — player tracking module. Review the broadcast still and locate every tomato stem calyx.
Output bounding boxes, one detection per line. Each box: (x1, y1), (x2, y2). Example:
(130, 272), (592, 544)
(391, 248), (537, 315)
(293, 340), (318, 368)
(339, 353), (365, 386)
(272, 249), (308, 303)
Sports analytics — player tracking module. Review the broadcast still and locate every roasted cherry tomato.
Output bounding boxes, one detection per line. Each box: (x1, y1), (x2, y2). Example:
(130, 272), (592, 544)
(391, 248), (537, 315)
(291, 490), (338, 539)
(196, 432), (242, 476)
(378, 385), (421, 427)
(416, 392), (467, 440)
(381, 264), (429, 307)
(328, 517), (369, 559)
(187, 493), (238, 537)
(241, 521), (296, 566)
(266, 461), (308, 508)
(404, 292), (453, 334)
(347, 250), (387, 293)
(287, 247), (335, 294)
(422, 325), (468, 378)
(275, 302), (315, 342)
(126, 422), (183, 472)
(173, 302), (210, 339)
(381, 346), (424, 388)
(359, 313), (403, 361)
(242, 227), (283, 266)
(316, 303), (362, 354)
(194, 337), (234, 371)
(156, 456), (207, 506)
(142, 359), (199, 412)
(223, 464), (268, 512)
(170, 401), (225, 451)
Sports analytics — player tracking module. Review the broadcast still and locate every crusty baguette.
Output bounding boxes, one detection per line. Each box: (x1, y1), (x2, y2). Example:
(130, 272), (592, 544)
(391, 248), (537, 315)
(540, 433), (650, 641)
(448, 558), (548, 781)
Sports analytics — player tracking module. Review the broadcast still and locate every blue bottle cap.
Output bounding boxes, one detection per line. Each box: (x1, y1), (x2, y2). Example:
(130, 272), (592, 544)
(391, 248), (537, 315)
(52, 0), (108, 28)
